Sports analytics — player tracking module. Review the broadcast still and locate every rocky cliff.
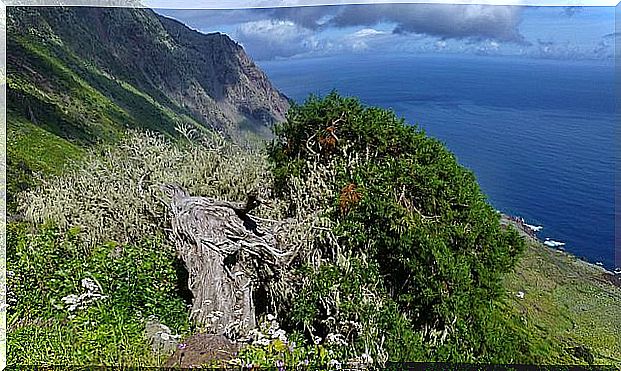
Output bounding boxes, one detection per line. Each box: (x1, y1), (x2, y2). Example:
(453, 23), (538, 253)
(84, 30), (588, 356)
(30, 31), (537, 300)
(7, 6), (290, 205)
(7, 6), (289, 140)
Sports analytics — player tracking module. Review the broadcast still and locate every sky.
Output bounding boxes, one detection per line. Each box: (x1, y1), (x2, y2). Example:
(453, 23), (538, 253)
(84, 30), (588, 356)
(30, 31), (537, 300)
(155, 4), (616, 61)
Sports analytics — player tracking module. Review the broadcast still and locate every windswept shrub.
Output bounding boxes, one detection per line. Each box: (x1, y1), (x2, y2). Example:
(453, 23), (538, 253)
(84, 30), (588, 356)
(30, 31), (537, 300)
(268, 92), (529, 362)
(17, 129), (277, 249)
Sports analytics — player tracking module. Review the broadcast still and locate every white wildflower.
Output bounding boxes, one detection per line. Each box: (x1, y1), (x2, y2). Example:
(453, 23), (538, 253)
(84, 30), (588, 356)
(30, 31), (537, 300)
(325, 333), (347, 346)
(253, 337), (270, 347)
(81, 277), (101, 293)
(61, 277), (107, 312)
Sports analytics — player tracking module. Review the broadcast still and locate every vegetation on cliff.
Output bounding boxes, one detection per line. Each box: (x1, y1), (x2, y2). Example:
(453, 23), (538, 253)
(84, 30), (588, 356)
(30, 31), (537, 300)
(8, 93), (620, 368)
(5, 6), (620, 369)
(266, 92), (533, 363)
(6, 6), (288, 211)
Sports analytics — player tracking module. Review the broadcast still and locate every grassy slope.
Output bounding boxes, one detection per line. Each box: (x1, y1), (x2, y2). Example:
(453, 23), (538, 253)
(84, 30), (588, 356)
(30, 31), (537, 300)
(6, 32), (204, 209)
(502, 221), (621, 366)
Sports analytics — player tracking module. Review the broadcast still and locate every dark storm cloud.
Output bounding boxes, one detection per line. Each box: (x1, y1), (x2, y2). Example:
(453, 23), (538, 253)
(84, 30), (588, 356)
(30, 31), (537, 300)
(267, 6), (336, 29)
(262, 4), (528, 43)
(330, 4), (524, 43)
(161, 4), (528, 44)
(327, 4), (527, 44)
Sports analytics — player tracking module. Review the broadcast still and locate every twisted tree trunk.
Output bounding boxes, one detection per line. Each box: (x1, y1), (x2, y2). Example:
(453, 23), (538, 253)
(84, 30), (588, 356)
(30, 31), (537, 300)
(161, 184), (288, 339)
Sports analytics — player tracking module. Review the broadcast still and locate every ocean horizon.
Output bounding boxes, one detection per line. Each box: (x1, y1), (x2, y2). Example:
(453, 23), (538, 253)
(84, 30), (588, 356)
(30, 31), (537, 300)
(259, 53), (617, 270)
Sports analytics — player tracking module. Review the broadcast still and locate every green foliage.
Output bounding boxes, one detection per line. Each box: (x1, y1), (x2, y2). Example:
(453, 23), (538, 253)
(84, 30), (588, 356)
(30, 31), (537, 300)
(7, 221), (190, 366)
(268, 92), (529, 362)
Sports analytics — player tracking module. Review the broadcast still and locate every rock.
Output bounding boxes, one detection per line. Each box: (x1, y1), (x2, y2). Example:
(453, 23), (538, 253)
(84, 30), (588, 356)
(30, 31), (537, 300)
(144, 317), (181, 355)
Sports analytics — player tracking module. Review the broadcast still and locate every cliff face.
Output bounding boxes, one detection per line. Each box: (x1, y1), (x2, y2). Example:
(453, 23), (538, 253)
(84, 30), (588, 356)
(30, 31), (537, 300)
(7, 6), (289, 142)
(7, 6), (290, 207)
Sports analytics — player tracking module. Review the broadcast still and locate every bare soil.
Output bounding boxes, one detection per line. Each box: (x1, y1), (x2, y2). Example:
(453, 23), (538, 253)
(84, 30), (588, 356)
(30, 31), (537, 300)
(163, 333), (240, 368)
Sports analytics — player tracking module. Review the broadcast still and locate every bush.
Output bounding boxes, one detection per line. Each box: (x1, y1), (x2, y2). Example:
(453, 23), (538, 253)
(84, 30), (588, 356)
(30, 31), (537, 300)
(16, 129), (275, 250)
(268, 92), (529, 362)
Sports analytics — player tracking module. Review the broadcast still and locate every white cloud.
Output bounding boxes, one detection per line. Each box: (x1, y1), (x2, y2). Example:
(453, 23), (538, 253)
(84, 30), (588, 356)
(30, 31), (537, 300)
(235, 19), (318, 59)
(350, 28), (387, 38)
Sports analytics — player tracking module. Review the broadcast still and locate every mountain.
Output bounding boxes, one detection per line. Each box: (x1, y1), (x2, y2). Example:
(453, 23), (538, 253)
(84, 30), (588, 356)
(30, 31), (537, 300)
(6, 6), (289, 206)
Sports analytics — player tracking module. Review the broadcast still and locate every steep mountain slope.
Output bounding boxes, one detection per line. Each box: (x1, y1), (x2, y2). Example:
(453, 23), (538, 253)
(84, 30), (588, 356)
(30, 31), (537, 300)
(6, 6), (289, 207)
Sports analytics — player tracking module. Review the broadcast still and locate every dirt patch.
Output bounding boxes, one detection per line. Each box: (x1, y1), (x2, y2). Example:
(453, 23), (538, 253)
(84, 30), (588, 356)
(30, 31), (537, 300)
(163, 333), (241, 368)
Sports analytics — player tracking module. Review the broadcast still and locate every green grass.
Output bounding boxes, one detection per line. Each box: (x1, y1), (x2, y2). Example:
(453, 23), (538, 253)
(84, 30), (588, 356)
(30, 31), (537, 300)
(7, 113), (84, 175)
(503, 238), (621, 366)
(6, 222), (191, 366)
(6, 112), (85, 211)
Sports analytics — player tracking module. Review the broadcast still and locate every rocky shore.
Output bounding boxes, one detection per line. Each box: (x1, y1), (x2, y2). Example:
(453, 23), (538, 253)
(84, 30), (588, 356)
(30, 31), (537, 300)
(500, 213), (621, 289)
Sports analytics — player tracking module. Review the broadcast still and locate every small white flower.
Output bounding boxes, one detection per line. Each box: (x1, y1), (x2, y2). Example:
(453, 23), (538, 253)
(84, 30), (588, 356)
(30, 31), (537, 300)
(516, 291), (525, 299)
(267, 313), (276, 321)
(313, 336), (322, 345)
(81, 278), (101, 293)
(325, 333), (347, 346)
(252, 337), (270, 347)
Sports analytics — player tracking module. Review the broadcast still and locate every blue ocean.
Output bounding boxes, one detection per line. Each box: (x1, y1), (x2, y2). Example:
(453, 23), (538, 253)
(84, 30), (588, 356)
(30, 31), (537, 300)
(259, 53), (617, 270)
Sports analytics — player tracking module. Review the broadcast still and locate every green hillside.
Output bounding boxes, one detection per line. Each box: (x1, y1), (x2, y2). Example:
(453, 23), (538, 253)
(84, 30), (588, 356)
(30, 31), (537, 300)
(5, 6), (620, 370)
(6, 6), (289, 210)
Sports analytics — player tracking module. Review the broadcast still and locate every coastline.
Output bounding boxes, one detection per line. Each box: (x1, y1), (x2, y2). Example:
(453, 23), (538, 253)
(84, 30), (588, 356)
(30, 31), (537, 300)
(500, 213), (620, 287)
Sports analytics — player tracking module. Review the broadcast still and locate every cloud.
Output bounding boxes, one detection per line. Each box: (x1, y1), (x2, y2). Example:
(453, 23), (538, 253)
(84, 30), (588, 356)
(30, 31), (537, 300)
(350, 28), (388, 38)
(328, 4), (527, 44)
(222, 4), (528, 44)
(603, 32), (621, 39)
(235, 19), (319, 59)
(341, 28), (391, 51)
(532, 37), (612, 60)
(158, 4), (613, 62)
(593, 33), (615, 59)
(267, 6), (336, 29)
